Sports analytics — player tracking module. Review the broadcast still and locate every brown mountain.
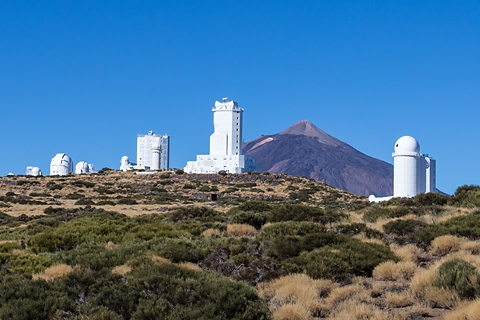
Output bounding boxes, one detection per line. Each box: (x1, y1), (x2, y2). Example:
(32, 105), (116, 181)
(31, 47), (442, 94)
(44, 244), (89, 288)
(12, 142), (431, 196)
(243, 120), (393, 197)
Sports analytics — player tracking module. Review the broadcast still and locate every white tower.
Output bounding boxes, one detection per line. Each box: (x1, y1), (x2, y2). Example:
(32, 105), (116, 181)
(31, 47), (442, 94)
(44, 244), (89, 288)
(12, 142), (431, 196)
(209, 100), (243, 155)
(184, 99), (258, 174)
(50, 153), (73, 176)
(151, 143), (161, 171)
(393, 136), (421, 197)
(137, 131), (170, 170)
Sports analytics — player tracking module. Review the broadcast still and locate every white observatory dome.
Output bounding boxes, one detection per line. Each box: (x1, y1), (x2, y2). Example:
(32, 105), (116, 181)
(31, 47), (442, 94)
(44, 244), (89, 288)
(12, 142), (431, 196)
(50, 153), (73, 176)
(75, 161), (90, 174)
(121, 156), (129, 162)
(120, 156), (131, 172)
(394, 136), (420, 154)
(31, 167), (42, 176)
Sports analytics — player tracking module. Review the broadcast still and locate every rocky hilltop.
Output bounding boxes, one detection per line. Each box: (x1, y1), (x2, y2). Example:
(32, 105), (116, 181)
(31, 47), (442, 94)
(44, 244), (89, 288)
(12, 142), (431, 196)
(244, 120), (393, 196)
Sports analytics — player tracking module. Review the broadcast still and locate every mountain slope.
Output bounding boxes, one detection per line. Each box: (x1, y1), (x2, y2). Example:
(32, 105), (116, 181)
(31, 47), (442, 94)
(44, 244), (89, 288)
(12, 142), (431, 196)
(244, 120), (393, 196)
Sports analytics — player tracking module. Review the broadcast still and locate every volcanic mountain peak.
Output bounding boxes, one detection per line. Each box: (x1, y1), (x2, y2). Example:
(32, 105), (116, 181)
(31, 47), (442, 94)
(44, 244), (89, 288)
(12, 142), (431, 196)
(279, 120), (345, 147)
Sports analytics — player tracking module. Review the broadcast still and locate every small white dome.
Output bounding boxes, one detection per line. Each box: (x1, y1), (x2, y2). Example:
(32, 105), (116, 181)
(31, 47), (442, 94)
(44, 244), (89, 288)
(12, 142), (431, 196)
(394, 136), (420, 153)
(121, 156), (129, 162)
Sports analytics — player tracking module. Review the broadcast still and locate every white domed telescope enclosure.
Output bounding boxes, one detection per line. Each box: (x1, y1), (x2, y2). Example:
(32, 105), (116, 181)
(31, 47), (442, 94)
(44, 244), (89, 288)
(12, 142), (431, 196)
(50, 153), (73, 176)
(369, 136), (436, 202)
(26, 166), (42, 176)
(75, 161), (94, 174)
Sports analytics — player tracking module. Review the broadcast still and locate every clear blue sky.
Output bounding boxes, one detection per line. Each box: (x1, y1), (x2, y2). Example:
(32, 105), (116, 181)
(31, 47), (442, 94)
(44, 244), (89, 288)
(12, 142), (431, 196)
(0, 1), (479, 195)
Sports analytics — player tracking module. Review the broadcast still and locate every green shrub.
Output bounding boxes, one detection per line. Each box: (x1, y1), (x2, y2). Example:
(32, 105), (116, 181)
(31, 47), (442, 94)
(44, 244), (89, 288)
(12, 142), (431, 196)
(0, 253), (53, 274)
(267, 204), (346, 225)
(74, 199), (95, 206)
(258, 221), (326, 240)
(452, 185), (480, 207)
(117, 198), (138, 205)
(335, 223), (383, 239)
(363, 206), (411, 223)
(231, 211), (268, 229)
(434, 259), (480, 299)
(169, 206), (222, 223)
(285, 239), (397, 281)
(64, 193), (85, 200)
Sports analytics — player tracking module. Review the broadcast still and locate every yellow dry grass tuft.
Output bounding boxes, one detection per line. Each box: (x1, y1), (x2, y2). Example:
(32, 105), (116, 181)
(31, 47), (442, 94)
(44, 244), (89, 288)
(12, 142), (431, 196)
(201, 228), (222, 237)
(324, 284), (365, 308)
(151, 256), (171, 265)
(112, 265), (132, 275)
(460, 240), (480, 255)
(429, 235), (464, 256)
(410, 267), (438, 298)
(445, 299), (480, 320)
(327, 300), (388, 320)
(272, 304), (311, 320)
(33, 264), (73, 282)
(258, 273), (337, 317)
(353, 233), (385, 245)
(385, 292), (414, 308)
(424, 286), (460, 309)
(105, 241), (117, 250)
(372, 261), (417, 281)
(225, 223), (257, 237)
(177, 262), (200, 270)
(391, 244), (424, 262)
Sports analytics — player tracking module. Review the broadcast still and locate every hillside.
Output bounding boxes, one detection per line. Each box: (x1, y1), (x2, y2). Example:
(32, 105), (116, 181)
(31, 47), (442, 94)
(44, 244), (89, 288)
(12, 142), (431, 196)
(1, 172), (480, 319)
(244, 120), (393, 197)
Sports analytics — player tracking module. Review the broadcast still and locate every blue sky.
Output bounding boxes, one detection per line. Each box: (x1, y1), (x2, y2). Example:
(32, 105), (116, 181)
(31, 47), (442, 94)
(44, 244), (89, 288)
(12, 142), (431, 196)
(0, 1), (478, 195)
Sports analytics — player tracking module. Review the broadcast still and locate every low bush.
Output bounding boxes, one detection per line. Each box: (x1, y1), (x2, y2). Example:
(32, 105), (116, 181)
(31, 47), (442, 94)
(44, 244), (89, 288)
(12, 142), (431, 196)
(434, 259), (480, 300)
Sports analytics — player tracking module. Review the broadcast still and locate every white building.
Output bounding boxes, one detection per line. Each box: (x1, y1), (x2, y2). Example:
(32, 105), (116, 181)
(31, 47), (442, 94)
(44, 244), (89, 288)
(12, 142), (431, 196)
(120, 156), (133, 172)
(26, 166), (42, 176)
(137, 131), (170, 170)
(184, 99), (258, 174)
(369, 136), (436, 202)
(75, 161), (94, 174)
(50, 153), (73, 176)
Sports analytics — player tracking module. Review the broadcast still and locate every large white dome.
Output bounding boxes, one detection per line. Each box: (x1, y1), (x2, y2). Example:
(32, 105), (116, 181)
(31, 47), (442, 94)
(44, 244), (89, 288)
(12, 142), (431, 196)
(394, 136), (420, 153)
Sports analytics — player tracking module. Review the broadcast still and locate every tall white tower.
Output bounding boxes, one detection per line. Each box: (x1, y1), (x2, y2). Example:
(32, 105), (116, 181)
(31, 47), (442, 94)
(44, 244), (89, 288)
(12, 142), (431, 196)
(370, 136), (437, 202)
(184, 99), (257, 174)
(393, 136), (421, 197)
(151, 143), (161, 171)
(209, 100), (243, 156)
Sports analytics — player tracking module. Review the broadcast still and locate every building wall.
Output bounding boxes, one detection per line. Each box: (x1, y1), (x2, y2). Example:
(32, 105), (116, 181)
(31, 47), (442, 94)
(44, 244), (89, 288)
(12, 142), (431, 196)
(137, 133), (169, 170)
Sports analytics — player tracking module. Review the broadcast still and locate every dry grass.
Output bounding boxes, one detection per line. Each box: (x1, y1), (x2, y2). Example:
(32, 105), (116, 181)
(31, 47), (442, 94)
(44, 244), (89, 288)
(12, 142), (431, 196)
(33, 264), (73, 282)
(410, 267), (438, 298)
(258, 273), (337, 317)
(445, 299), (480, 320)
(177, 262), (200, 270)
(391, 244), (424, 262)
(424, 287), (460, 309)
(105, 241), (117, 250)
(353, 233), (385, 245)
(201, 228), (222, 237)
(327, 300), (388, 320)
(112, 265), (132, 275)
(385, 292), (413, 308)
(225, 223), (257, 237)
(324, 284), (365, 307)
(151, 256), (171, 265)
(460, 240), (480, 255)
(272, 304), (311, 320)
(429, 235), (464, 256)
(372, 261), (417, 281)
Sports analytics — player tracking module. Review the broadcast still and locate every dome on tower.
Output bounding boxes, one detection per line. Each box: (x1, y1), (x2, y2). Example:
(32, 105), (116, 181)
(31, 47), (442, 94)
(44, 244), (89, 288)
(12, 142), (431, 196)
(394, 136), (420, 154)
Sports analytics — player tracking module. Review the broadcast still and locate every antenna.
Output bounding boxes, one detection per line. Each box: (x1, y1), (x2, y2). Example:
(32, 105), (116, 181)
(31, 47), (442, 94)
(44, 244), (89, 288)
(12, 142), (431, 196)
(222, 97), (228, 101)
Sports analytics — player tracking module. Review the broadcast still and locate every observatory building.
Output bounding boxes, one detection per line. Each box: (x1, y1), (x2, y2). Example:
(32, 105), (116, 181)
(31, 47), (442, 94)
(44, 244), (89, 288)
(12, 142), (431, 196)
(75, 161), (94, 174)
(136, 131), (170, 170)
(26, 166), (42, 176)
(184, 99), (258, 174)
(369, 136), (436, 202)
(50, 153), (74, 176)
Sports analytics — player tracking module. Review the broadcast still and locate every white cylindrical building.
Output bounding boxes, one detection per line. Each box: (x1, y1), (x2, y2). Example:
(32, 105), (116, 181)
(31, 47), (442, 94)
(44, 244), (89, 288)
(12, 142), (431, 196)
(50, 153), (73, 176)
(392, 136), (421, 197)
(151, 143), (161, 171)
(75, 161), (90, 174)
